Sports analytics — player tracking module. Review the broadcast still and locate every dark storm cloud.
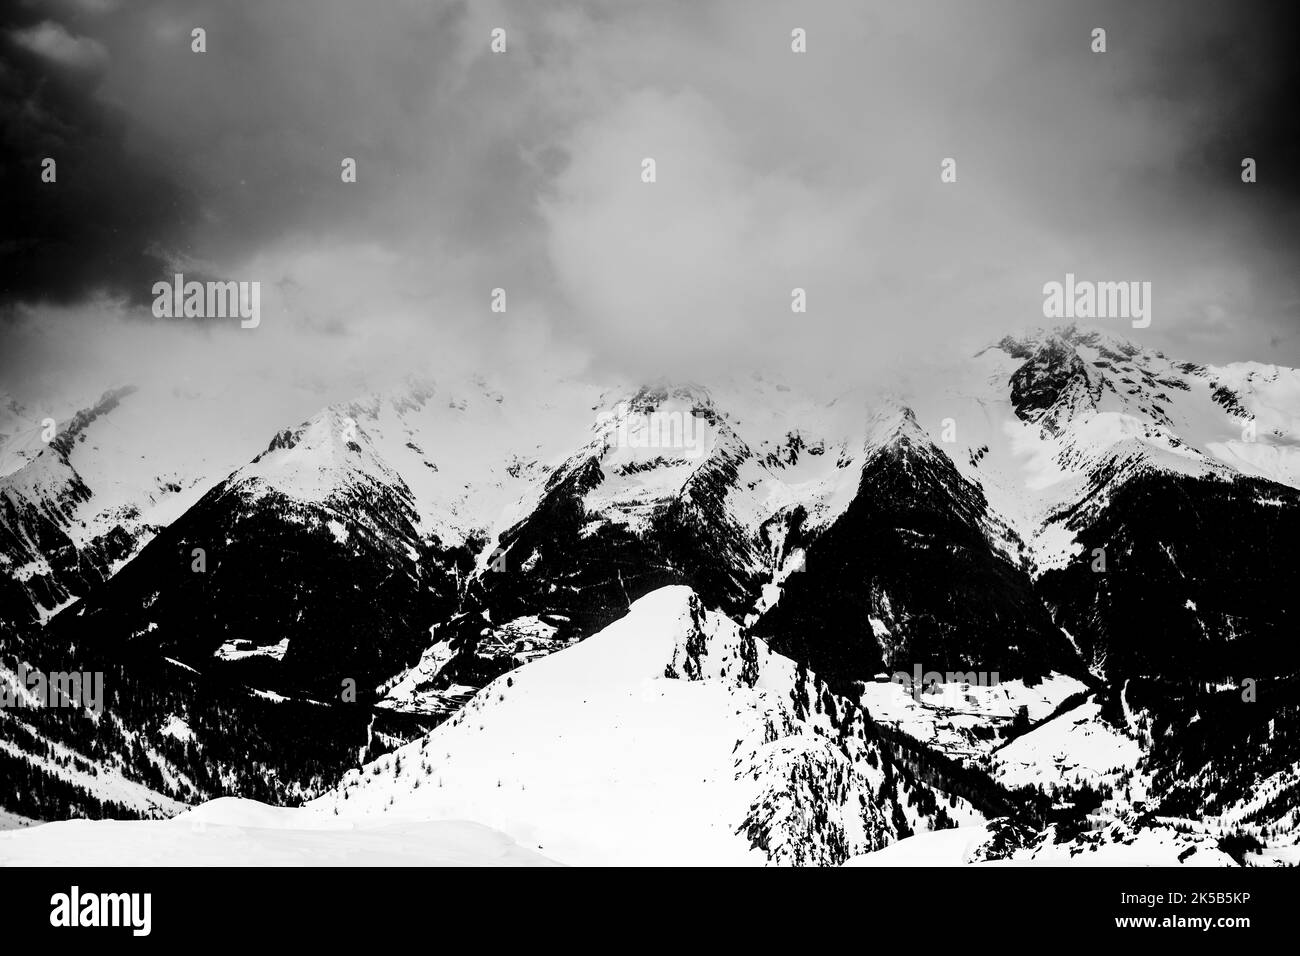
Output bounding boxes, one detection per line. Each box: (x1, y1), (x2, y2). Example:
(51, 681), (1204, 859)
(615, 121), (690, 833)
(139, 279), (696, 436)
(0, 4), (197, 306)
(968, 0), (1300, 361)
(1, 0), (557, 311)
(1145, 0), (1300, 350)
(1131, 0), (1300, 200)
(0, 0), (1297, 401)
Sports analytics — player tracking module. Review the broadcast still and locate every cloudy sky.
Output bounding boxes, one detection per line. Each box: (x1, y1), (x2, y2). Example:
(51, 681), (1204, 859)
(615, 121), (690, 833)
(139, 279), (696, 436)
(2, 0), (1298, 408)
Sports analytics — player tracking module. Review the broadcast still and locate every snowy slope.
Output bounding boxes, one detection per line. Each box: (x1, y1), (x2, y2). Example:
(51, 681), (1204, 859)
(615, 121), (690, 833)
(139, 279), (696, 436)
(992, 698), (1143, 791)
(0, 798), (553, 866)
(860, 672), (1089, 763)
(312, 586), (979, 866)
(844, 822), (1236, 867)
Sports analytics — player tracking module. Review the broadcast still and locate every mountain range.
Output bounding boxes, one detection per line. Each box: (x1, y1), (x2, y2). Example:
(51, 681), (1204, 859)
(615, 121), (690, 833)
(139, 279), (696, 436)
(2, 324), (1298, 865)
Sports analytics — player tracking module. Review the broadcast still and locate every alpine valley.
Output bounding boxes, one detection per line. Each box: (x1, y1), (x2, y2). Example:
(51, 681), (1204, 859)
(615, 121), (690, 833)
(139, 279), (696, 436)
(2, 325), (1299, 866)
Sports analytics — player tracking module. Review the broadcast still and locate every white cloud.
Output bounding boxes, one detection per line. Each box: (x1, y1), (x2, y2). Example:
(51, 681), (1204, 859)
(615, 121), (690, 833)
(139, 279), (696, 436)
(11, 20), (108, 71)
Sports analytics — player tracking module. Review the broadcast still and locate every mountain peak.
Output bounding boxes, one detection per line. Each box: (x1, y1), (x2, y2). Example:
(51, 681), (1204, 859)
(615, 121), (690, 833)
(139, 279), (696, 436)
(990, 324), (1147, 363)
(241, 406), (406, 504)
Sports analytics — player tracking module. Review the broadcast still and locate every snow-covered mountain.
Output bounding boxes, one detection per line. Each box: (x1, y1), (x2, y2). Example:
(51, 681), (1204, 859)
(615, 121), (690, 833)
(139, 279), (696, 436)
(0, 380), (296, 636)
(314, 587), (983, 866)
(4, 325), (1299, 864)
